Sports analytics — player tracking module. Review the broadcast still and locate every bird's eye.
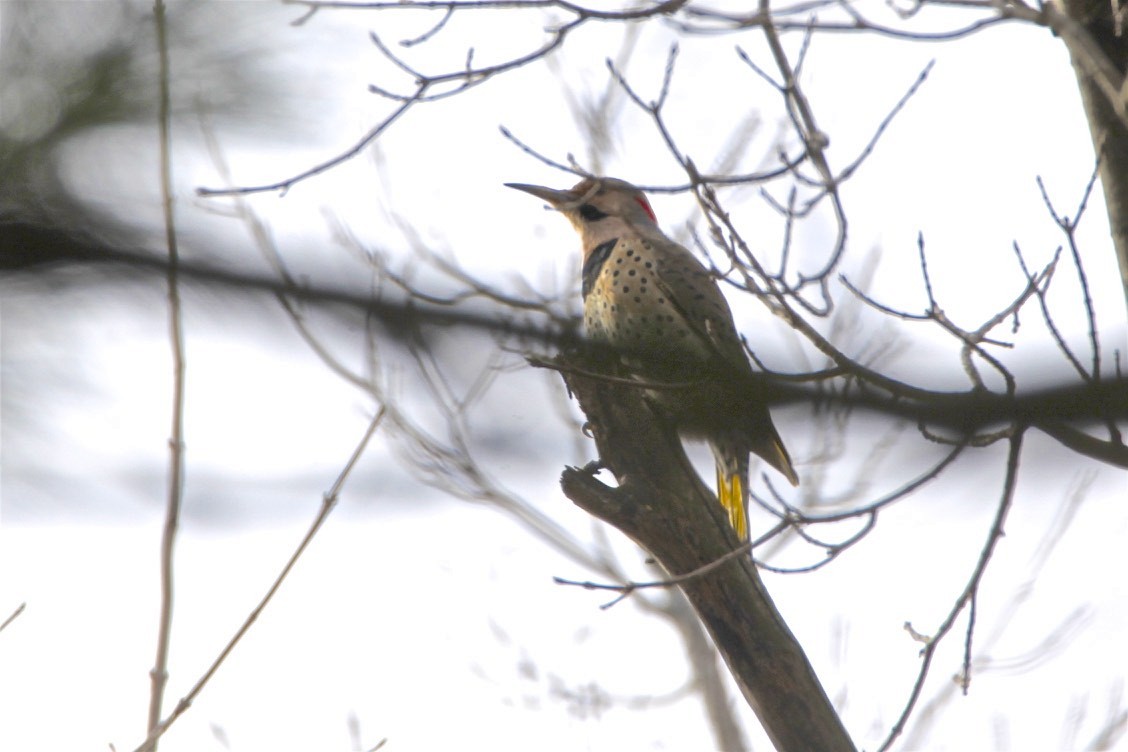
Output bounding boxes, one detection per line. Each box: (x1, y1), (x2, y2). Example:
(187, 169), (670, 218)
(579, 204), (608, 221)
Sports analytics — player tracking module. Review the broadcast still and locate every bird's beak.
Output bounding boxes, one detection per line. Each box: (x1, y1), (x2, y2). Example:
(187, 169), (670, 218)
(504, 182), (577, 209)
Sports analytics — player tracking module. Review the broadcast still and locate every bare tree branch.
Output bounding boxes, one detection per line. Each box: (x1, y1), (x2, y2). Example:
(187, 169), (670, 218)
(0, 603), (26, 635)
(147, 5), (186, 746)
(559, 352), (856, 752)
(879, 428), (1025, 751)
(133, 408), (387, 752)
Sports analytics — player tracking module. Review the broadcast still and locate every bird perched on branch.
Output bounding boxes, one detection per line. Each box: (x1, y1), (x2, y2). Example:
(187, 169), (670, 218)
(507, 176), (798, 540)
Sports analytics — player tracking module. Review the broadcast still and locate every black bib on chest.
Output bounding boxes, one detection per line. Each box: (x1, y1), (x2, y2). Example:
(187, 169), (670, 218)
(582, 239), (618, 299)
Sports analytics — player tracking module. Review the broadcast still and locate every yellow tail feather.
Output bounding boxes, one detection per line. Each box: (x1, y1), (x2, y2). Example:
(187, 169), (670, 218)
(715, 468), (747, 541)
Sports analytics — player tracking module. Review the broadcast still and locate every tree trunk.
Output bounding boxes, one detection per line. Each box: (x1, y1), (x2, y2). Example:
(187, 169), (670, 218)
(1058, 0), (1128, 310)
(558, 355), (855, 752)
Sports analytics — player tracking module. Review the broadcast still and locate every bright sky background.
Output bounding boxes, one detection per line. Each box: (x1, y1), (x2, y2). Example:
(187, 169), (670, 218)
(1, 2), (1126, 751)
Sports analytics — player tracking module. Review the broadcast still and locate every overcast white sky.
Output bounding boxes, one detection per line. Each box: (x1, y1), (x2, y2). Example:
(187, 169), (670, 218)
(1, 2), (1126, 751)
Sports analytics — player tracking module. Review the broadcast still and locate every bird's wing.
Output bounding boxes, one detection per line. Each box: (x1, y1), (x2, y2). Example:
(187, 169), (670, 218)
(652, 252), (752, 376)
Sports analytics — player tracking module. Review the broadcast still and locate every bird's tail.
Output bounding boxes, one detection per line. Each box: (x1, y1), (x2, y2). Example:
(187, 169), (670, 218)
(713, 425), (798, 542)
(716, 465), (748, 541)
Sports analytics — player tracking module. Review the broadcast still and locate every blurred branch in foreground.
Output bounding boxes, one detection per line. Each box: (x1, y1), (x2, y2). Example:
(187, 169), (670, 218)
(4, 221), (1125, 468)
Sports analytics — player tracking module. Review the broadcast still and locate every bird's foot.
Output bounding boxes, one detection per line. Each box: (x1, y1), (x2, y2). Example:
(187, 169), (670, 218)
(581, 459), (606, 476)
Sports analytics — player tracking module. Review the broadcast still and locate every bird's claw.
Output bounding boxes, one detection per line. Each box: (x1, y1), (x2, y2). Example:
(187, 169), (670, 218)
(581, 459), (605, 476)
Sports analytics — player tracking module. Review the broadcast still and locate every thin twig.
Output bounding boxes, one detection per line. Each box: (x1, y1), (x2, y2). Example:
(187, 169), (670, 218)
(553, 522), (787, 609)
(133, 408), (387, 752)
(0, 603), (26, 634)
(1013, 240), (1089, 379)
(1037, 170), (1104, 382)
(879, 428), (1024, 751)
(838, 61), (934, 183)
(197, 84), (429, 197)
(148, 3), (185, 747)
(399, 3), (454, 46)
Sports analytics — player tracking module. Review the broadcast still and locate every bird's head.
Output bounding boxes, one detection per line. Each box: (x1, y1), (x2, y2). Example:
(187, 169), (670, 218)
(506, 177), (659, 257)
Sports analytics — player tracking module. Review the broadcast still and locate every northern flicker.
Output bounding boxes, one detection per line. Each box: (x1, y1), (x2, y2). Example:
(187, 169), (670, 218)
(507, 176), (799, 541)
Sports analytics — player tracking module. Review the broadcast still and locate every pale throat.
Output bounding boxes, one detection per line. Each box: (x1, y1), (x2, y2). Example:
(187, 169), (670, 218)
(578, 216), (654, 260)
